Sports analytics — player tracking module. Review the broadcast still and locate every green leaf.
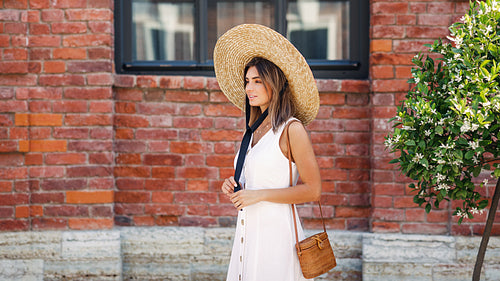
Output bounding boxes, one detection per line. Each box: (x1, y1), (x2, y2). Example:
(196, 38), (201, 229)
(405, 140), (416, 146)
(458, 217), (464, 225)
(479, 200), (489, 209)
(465, 150), (475, 160)
(425, 203), (432, 213)
(389, 158), (400, 164)
(494, 168), (500, 177)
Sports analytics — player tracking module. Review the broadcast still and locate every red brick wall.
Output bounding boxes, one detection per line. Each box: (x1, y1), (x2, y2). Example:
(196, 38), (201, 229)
(371, 0), (500, 236)
(1, 0), (497, 235)
(0, 0), (114, 231)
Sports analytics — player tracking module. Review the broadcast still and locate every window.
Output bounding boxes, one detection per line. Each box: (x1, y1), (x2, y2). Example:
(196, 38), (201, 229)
(115, 0), (368, 79)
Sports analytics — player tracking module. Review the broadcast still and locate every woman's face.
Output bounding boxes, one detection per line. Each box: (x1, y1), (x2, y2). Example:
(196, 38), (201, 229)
(245, 66), (272, 111)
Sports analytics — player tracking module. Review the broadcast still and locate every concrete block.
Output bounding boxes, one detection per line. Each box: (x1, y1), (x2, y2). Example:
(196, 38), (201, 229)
(0, 259), (43, 281)
(363, 233), (455, 263)
(363, 262), (433, 281)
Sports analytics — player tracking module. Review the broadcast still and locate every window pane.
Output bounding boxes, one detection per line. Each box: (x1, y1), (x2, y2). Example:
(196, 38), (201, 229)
(287, 0), (349, 60)
(206, 0), (274, 61)
(132, 0), (194, 61)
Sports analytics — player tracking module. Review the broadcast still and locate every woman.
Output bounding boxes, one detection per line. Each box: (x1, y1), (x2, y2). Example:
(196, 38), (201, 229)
(214, 24), (322, 281)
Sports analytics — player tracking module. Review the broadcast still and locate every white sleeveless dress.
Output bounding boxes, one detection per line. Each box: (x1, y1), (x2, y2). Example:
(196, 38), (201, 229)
(226, 118), (312, 281)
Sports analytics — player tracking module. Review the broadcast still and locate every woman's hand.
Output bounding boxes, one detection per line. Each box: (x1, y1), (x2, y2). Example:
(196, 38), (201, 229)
(221, 176), (238, 196)
(229, 189), (263, 211)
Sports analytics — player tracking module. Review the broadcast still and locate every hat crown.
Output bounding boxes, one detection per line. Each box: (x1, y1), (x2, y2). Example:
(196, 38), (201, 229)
(214, 24), (319, 126)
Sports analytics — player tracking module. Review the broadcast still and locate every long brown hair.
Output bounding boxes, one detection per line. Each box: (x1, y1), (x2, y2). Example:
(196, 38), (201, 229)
(243, 57), (295, 132)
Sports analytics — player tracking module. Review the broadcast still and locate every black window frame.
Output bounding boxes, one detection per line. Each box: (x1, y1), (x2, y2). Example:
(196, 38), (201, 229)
(114, 0), (369, 79)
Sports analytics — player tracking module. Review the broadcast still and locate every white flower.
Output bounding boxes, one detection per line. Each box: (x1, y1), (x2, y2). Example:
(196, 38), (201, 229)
(436, 173), (446, 183)
(402, 125), (416, 131)
(486, 25), (493, 34)
(470, 207), (484, 215)
(437, 183), (451, 191)
(414, 77), (420, 84)
(425, 130), (431, 136)
(456, 210), (468, 219)
(472, 155), (480, 164)
(483, 179), (489, 186)
(469, 140), (479, 150)
(412, 153), (424, 163)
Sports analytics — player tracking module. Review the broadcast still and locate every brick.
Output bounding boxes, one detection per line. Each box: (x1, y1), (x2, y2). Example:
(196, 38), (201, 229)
(0, 62), (29, 74)
(206, 155), (234, 168)
(87, 73), (113, 85)
(40, 179), (86, 191)
(115, 129), (134, 139)
(152, 191), (174, 203)
(372, 208), (404, 221)
(88, 47), (112, 59)
(371, 39), (392, 52)
(114, 75), (135, 87)
(372, 221), (400, 233)
(393, 40), (434, 53)
(114, 166), (150, 178)
(372, 2), (408, 14)
(4, 22), (27, 34)
(4, 0), (28, 8)
(52, 101), (87, 113)
(177, 167), (218, 179)
(43, 61), (65, 73)
(371, 53), (414, 66)
(65, 9), (113, 21)
(372, 26), (405, 39)
(45, 153), (86, 165)
(114, 115), (149, 127)
(67, 166), (112, 177)
(31, 192), (64, 204)
(0, 194), (29, 206)
(90, 205), (112, 217)
(45, 205), (88, 217)
(29, 166), (64, 178)
(24, 10), (41, 22)
(64, 87), (112, 99)
(0, 219), (29, 231)
(151, 167), (176, 178)
(53, 0), (87, 8)
(159, 76), (183, 89)
(66, 61), (112, 73)
(115, 191), (150, 203)
(204, 104), (241, 117)
(402, 223), (448, 235)
(0, 141), (18, 153)
(136, 103), (174, 115)
(89, 127), (113, 139)
(89, 0), (113, 9)
(28, 35), (60, 47)
(170, 142), (210, 154)
(39, 74), (85, 86)
(173, 117), (213, 129)
(145, 179), (184, 191)
(397, 15), (416, 25)
(64, 114), (112, 126)
(53, 48), (87, 59)
(372, 79), (409, 93)
(30, 0), (50, 9)
(69, 218), (113, 230)
(136, 76), (157, 88)
(51, 22), (87, 34)
(53, 128), (89, 139)
(15, 113), (63, 126)
(63, 34), (112, 47)
(143, 154), (183, 166)
(19, 140), (67, 152)
(336, 207), (370, 218)
(114, 141), (147, 153)
(3, 48), (28, 60)
(165, 91), (208, 102)
(175, 192), (217, 204)
(66, 190), (113, 204)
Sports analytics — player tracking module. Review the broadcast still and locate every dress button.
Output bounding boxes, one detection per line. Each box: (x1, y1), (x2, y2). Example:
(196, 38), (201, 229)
(241, 219), (244, 225)
(239, 274), (242, 280)
(241, 237), (244, 243)
(240, 255), (242, 262)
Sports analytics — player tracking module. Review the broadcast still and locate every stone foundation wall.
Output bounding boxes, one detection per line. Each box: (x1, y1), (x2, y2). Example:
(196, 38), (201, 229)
(1, 228), (499, 281)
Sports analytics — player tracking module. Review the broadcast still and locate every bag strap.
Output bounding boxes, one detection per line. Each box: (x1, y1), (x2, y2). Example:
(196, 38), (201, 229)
(286, 120), (327, 251)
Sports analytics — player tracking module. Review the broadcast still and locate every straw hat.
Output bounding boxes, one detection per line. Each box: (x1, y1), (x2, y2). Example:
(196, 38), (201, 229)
(213, 24), (319, 126)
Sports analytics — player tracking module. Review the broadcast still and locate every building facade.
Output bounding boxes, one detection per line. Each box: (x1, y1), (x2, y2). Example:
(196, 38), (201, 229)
(1, 0), (500, 280)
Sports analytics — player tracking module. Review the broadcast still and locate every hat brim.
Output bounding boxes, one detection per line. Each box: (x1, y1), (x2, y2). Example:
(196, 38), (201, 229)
(213, 24), (319, 126)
